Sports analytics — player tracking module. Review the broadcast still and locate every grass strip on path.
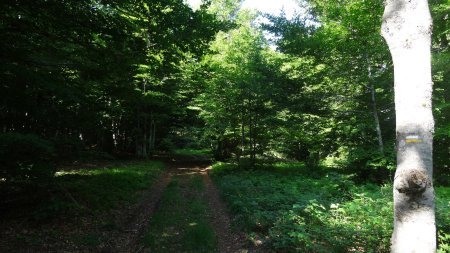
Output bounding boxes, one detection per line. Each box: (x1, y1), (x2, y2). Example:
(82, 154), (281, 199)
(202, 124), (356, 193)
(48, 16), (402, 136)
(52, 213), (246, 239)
(143, 174), (217, 253)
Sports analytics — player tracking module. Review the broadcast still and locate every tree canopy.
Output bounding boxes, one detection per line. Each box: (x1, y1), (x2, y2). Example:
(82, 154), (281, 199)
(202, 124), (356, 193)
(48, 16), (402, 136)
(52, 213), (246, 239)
(1, 0), (448, 182)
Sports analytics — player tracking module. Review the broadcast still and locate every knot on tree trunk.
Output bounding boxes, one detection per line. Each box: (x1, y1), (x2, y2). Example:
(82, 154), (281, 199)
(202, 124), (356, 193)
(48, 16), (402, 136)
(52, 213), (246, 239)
(395, 169), (430, 195)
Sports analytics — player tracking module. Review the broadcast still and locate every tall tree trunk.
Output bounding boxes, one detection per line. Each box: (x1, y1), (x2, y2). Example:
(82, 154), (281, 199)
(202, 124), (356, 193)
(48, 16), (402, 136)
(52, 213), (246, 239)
(142, 132), (147, 157)
(149, 118), (156, 151)
(381, 0), (436, 252)
(366, 56), (384, 155)
(241, 110), (245, 156)
(370, 82), (384, 155)
(249, 110), (253, 161)
(251, 110), (257, 162)
(142, 114), (149, 157)
(136, 111), (142, 157)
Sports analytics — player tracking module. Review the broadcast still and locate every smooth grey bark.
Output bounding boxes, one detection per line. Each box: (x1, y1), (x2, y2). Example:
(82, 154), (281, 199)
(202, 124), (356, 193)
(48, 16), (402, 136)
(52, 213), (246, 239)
(367, 59), (385, 155)
(381, 0), (436, 252)
(370, 82), (384, 155)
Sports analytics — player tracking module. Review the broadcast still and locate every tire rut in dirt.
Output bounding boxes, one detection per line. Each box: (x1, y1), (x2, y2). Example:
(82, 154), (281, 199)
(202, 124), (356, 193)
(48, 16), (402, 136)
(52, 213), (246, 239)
(106, 170), (172, 253)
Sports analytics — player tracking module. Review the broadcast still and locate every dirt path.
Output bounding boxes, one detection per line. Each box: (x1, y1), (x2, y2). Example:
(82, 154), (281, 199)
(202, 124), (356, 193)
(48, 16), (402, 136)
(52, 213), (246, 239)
(109, 159), (248, 253)
(203, 168), (248, 253)
(106, 169), (172, 252)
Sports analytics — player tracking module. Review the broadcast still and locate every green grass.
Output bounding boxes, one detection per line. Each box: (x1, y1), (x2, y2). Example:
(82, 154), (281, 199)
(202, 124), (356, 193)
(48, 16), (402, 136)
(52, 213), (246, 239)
(143, 175), (217, 252)
(75, 233), (101, 247)
(33, 160), (165, 220)
(211, 162), (450, 253)
(190, 175), (206, 191)
(174, 148), (211, 156)
(0, 160), (165, 252)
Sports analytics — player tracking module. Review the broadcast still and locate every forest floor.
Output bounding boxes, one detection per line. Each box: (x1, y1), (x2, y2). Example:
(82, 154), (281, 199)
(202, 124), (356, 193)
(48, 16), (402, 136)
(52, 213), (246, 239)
(0, 155), (251, 252)
(2, 157), (447, 252)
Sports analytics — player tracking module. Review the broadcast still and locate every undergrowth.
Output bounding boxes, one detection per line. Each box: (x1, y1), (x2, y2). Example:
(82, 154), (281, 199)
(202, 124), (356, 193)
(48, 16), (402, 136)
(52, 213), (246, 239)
(0, 160), (165, 252)
(211, 162), (450, 253)
(174, 148), (211, 156)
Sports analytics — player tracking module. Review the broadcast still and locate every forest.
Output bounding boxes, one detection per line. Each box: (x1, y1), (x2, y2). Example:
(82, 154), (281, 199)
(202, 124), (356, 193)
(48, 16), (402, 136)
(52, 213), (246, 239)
(0, 0), (449, 252)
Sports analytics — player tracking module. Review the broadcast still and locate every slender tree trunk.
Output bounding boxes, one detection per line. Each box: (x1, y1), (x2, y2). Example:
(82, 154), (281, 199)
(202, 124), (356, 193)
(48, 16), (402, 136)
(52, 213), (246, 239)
(369, 80), (385, 155)
(149, 118), (156, 151)
(370, 82), (384, 155)
(366, 55), (384, 155)
(241, 110), (245, 155)
(152, 122), (156, 150)
(251, 110), (257, 161)
(136, 110), (142, 156)
(381, 0), (436, 252)
(142, 132), (147, 157)
(233, 123), (240, 160)
(143, 114), (150, 157)
(249, 110), (253, 160)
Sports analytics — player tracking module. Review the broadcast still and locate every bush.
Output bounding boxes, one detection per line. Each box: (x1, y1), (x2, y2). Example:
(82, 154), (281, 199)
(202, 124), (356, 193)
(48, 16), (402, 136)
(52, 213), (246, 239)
(337, 145), (395, 183)
(0, 133), (55, 185)
(157, 138), (176, 152)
